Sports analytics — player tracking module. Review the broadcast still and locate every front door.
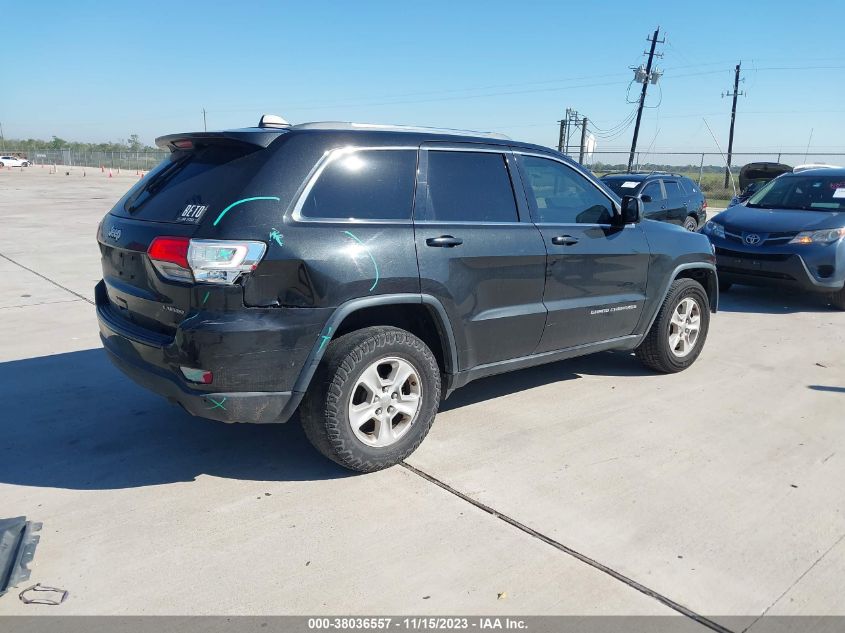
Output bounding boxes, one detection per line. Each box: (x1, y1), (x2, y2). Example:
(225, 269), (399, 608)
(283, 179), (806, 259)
(413, 146), (547, 370)
(514, 153), (650, 353)
(640, 180), (667, 222)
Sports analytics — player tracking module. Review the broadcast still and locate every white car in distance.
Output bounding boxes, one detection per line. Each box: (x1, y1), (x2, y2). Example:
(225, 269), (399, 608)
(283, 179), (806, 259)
(0, 155), (31, 167)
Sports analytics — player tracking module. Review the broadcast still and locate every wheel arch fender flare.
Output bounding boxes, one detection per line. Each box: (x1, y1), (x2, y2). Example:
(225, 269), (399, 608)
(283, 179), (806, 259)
(291, 293), (459, 395)
(639, 262), (718, 337)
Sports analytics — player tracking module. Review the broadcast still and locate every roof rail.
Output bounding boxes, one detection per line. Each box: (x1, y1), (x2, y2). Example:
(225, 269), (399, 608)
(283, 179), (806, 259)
(291, 121), (511, 140)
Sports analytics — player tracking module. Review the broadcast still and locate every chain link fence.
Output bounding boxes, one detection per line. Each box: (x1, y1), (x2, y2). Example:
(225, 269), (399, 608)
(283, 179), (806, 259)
(561, 150), (845, 203)
(4, 146), (845, 205)
(2, 149), (169, 173)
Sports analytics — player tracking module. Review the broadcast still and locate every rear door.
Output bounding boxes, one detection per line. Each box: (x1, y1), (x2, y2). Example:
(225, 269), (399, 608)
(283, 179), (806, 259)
(413, 144), (547, 370)
(514, 152), (650, 352)
(662, 179), (687, 225)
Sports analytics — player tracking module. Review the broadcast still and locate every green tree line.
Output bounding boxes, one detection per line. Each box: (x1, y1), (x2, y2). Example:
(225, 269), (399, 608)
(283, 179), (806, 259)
(1, 134), (156, 152)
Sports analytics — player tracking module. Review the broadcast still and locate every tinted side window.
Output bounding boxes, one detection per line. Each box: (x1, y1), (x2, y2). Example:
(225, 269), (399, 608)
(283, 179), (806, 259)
(301, 149), (417, 220)
(425, 151), (518, 222)
(664, 181), (683, 199)
(521, 156), (614, 224)
(641, 181), (663, 200)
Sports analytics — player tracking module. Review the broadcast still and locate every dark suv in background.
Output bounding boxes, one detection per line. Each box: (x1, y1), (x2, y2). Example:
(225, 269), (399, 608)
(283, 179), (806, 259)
(601, 173), (707, 231)
(96, 118), (718, 472)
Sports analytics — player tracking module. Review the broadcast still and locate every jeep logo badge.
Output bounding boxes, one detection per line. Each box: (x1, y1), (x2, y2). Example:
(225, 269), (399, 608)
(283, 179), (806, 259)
(744, 233), (761, 245)
(107, 226), (122, 241)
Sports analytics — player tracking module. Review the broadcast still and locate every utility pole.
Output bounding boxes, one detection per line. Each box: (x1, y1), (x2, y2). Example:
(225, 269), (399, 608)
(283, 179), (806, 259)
(557, 110), (567, 153)
(723, 63), (743, 188)
(578, 117), (589, 163)
(202, 108), (207, 132)
(627, 27), (663, 173)
(0, 121), (4, 151)
(558, 108), (583, 156)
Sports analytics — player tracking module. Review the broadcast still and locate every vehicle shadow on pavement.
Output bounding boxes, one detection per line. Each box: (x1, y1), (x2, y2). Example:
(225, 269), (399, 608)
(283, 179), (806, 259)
(0, 349), (352, 490)
(717, 285), (837, 314)
(440, 350), (650, 413)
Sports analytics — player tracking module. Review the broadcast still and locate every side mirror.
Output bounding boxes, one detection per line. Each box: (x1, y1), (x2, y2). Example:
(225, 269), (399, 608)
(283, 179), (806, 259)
(619, 195), (642, 224)
(640, 194), (652, 203)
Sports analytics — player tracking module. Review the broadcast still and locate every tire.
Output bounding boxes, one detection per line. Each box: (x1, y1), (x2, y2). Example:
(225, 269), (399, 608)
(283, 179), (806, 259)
(636, 278), (710, 373)
(718, 279), (733, 292)
(0, 163), (4, 168)
(300, 326), (441, 472)
(831, 287), (845, 311)
(683, 216), (699, 232)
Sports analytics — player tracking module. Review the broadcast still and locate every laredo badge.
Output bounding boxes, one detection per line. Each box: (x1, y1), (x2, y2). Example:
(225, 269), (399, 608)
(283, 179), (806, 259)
(176, 204), (209, 224)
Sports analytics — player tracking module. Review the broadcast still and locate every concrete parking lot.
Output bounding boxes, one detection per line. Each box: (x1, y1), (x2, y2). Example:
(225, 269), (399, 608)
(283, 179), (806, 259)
(1, 167), (844, 627)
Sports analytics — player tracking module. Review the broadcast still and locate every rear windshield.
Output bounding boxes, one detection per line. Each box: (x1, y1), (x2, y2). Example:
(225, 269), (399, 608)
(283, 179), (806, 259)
(601, 178), (642, 197)
(747, 174), (845, 211)
(113, 143), (267, 223)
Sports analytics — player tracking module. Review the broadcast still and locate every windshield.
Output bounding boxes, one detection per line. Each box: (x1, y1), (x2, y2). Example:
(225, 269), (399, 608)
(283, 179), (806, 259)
(747, 174), (845, 211)
(601, 178), (642, 197)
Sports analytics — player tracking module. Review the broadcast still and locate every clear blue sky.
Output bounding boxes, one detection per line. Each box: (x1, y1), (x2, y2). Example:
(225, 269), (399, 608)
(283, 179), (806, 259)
(3, 0), (844, 155)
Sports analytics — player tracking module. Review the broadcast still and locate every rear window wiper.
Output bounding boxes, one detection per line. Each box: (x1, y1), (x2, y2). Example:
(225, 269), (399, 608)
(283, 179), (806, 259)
(125, 154), (193, 213)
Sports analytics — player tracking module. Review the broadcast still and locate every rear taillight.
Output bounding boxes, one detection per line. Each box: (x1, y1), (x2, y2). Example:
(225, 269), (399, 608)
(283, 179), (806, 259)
(148, 236), (192, 281)
(147, 237), (266, 285)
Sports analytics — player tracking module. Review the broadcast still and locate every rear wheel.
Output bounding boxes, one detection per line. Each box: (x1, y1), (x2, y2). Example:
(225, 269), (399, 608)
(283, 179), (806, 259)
(300, 326), (441, 472)
(683, 216), (699, 232)
(636, 278), (710, 373)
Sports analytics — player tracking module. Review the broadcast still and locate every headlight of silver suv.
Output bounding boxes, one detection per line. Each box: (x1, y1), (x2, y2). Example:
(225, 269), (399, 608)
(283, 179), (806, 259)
(704, 221), (725, 239)
(789, 228), (845, 245)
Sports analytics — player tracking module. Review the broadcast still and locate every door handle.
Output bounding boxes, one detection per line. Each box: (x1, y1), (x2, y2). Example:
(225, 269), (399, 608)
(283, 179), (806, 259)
(551, 235), (579, 246)
(426, 235), (463, 248)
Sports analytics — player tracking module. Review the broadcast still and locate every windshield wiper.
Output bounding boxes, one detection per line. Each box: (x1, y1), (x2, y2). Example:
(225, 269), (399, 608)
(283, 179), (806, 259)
(125, 154), (193, 213)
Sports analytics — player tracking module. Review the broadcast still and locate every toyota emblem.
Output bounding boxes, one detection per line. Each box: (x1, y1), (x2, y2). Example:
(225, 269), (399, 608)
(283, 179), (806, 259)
(744, 233), (761, 245)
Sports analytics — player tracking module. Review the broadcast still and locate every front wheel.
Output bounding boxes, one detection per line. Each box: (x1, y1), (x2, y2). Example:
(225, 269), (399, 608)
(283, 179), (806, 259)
(636, 278), (710, 373)
(300, 326), (441, 472)
(683, 216), (699, 232)
(831, 286), (845, 311)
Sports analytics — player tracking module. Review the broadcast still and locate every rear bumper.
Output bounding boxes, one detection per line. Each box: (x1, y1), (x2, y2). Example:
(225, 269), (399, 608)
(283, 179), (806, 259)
(715, 247), (845, 293)
(95, 280), (319, 423)
(102, 340), (299, 423)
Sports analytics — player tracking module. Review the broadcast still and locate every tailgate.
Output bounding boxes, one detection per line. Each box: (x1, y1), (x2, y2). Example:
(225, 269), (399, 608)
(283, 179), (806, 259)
(98, 215), (197, 336)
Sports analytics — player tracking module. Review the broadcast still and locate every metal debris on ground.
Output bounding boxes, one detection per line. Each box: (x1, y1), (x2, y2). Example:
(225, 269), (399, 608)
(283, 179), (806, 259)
(18, 583), (69, 605)
(0, 516), (42, 596)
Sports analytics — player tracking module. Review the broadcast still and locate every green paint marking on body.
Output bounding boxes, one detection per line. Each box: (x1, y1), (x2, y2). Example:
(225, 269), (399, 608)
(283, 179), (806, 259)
(201, 291), (210, 306)
(206, 397), (227, 411)
(269, 228), (284, 247)
(343, 230), (380, 292)
(212, 196), (280, 227)
(317, 326), (333, 353)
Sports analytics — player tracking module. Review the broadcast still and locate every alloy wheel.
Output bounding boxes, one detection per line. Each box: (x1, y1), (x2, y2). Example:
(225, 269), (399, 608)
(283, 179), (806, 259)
(347, 357), (422, 448)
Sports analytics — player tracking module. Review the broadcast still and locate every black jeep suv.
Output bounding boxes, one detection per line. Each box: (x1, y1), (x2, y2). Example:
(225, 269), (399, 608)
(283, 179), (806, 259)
(96, 118), (717, 472)
(600, 173), (707, 231)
